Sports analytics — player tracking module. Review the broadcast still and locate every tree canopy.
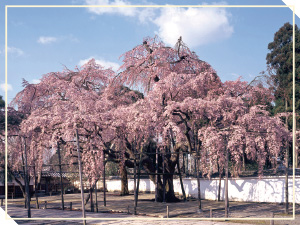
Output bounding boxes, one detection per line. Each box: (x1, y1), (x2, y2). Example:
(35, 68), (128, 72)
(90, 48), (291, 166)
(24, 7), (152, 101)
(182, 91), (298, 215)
(266, 22), (300, 118)
(8, 36), (290, 202)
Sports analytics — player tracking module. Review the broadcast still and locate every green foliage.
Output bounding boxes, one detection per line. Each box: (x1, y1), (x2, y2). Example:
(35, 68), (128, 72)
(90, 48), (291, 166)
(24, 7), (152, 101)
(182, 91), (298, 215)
(0, 96), (4, 108)
(105, 161), (119, 176)
(266, 22), (300, 129)
(0, 96), (24, 132)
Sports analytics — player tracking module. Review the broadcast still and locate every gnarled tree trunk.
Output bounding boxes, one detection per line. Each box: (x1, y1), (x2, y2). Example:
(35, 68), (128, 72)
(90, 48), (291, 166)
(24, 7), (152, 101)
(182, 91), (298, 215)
(107, 140), (183, 203)
(142, 150), (180, 202)
(120, 163), (129, 196)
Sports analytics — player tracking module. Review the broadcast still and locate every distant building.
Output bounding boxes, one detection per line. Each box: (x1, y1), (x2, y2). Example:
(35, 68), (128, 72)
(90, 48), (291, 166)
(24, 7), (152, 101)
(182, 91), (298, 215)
(0, 171), (74, 198)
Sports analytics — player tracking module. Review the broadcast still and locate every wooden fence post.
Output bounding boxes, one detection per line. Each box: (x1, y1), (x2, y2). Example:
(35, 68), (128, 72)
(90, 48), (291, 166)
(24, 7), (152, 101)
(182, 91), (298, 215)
(135, 153), (141, 208)
(196, 154), (202, 211)
(76, 129), (86, 225)
(103, 152), (106, 207)
(225, 145), (229, 218)
(95, 183), (98, 213)
(270, 212), (274, 225)
(133, 155), (137, 215)
(57, 143), (64, 210)
(167, 206), (169, 218)
(162, 151), (166, 203)
(23, 137), (31, 218)
(33, 166), (39, 209)
(90, 186), (94, 212)
(155, 148), (158, 202)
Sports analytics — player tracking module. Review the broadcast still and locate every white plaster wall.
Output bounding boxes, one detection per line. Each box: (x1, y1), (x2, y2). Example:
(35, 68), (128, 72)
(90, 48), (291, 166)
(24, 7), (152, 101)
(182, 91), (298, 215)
(104, 177), (300, 203)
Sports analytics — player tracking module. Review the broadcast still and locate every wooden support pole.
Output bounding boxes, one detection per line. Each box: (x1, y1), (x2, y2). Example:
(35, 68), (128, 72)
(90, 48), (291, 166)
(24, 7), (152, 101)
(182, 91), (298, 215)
(167, 205), (169, 218)
(195, 129), (202, 211)
(44, 201), (47, 209)
(70, 202), (72, 211)
(1, 199), (3, 206)
(155, 148), (159, 202)
(182, 153), (185, 174)
(133, 155), (137, 215)
(23, 137), (31, 218)
(21, 139), (27, 209)
(127, 205), (130, 214)
(57, 143), (64, 210)
(296, 145), (298, 169)
(186, 153), (189, 175)
(103, 152), (106, 207)
(33, 166), (39, 209)
(285, 98), (289, 214)
(270, 212), (274, 225)
(285, 143), (289, 214)
(225, 146), (229, 218)
(162, 152), (166, 203)
(90, 186), (94, 212)
(196, 155), (202, 211)
(194, 157), (197, 176)
(76, 129), (86, 225)
(218, 166), (222, 202)
(135, 153), (141, 208)
(95, 182), (98, 213)
(210, 208), (213, 218)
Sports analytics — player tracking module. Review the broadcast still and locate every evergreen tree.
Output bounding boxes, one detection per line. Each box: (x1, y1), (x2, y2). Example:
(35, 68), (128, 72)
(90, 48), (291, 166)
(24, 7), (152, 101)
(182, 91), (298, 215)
(266, 22), (300, 213)
(266, 22), (300, 126)
(0, 96), (4, 108)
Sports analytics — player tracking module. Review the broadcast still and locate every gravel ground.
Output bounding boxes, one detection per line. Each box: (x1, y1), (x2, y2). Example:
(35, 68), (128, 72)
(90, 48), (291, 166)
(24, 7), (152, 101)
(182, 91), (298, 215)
(3, 206), (249, 225)
(2, 192), (299, 225)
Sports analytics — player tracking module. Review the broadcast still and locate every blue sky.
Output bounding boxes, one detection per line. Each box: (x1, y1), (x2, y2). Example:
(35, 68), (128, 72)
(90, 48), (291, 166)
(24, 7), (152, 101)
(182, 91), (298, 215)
(0, 0), (299, 103)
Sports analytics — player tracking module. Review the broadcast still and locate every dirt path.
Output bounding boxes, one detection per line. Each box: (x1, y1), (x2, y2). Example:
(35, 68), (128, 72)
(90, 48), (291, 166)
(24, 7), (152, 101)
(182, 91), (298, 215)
(2, 206), (253, 225)
(3, 192), (299, 225)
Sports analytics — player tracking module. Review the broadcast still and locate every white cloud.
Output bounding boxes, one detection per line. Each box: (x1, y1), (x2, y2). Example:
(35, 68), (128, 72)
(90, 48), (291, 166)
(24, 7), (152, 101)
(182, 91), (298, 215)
(84, 1), (234, 47)
(7, 46), (24, 56)
(37, 35), (78, 45)
(37, 36), (58, 44)
(31, 79), (41, 84)
(0, 83), (13, 92)
(231, 73), (240, 78)
(153, 7), (234, 47)
(138, 7), (156, 23)
(85, 0), (137, 17)
(79, 57), (120, 71)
